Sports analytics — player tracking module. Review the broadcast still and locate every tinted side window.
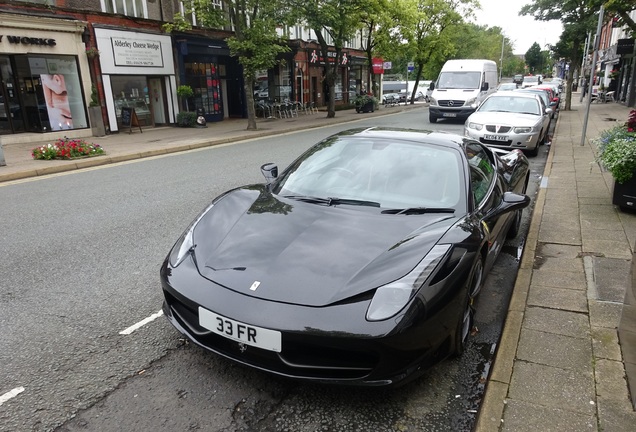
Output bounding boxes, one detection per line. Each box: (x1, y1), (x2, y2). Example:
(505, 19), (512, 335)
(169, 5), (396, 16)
(466, 143), (495, 207)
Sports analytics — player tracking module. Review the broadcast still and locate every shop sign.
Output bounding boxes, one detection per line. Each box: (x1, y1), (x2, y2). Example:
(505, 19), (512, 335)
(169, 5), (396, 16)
(308, 49), (350, 65)
(372, 57), (384, 74)
(617, 38), (635, 55)
(0, 35), (56, 46)
(111, 37), (164, 67)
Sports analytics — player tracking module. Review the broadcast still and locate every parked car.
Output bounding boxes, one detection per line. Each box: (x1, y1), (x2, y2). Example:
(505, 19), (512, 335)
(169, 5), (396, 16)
(160, 127), (530, 387)
(513, 74), (524, 85)
(464, 91), (552, 157)
(497, 83), (518, 92)
(521, 75), (542, 88)
(382, 92), (401, 105)
(517, 87), (558, 119)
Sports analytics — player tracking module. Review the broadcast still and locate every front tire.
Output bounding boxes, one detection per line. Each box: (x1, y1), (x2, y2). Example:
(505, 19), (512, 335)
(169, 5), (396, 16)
(453, 258), (483, 355)
(429, 113), (437, 123)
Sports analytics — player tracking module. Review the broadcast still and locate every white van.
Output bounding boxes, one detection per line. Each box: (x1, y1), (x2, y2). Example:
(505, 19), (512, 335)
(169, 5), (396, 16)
(428, 59), (498, 123)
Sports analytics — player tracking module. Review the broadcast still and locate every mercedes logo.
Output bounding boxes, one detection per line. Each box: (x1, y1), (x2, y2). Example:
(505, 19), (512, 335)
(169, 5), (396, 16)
(448, 100), (455, 106)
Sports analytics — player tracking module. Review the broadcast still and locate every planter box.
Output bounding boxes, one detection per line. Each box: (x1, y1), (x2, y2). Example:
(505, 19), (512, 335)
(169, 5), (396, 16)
(89, 106), (106, 137)
(356, 101), (375, 113)
(613, 174), (636, 212)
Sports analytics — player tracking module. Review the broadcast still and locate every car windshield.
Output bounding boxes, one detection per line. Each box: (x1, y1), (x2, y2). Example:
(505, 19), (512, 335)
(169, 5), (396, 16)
(437, 72), (481, 90)
(479, 96), (541, 115)
(272, 136), (465, 210)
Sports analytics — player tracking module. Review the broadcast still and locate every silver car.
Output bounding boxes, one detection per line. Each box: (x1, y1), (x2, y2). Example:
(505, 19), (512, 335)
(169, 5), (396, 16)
(464, 92), (551, 157)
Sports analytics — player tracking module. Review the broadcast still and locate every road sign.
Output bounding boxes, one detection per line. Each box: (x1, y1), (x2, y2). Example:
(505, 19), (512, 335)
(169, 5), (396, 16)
(407, 62), (414, 72)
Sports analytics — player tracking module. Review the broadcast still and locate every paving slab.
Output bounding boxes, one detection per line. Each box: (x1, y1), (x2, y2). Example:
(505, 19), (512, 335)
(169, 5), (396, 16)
(516, 328), (593, 372)
(523, 307), (590, 339)
(508, 361), (596, 414)
(501, 399), (597, 432)
(526, 285), (588, 312)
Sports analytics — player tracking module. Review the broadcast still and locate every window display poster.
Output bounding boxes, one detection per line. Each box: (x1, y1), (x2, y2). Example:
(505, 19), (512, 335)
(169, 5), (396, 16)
(41, 74), (73, 130)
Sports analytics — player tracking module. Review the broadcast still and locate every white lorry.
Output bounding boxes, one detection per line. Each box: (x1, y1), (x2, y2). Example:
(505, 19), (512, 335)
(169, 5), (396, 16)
(428, 59), (498, 123)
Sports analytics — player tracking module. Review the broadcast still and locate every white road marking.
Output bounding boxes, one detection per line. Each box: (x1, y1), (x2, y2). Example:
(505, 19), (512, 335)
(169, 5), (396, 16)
(0, 387), (25, 406)
(119, 310), (164, 335)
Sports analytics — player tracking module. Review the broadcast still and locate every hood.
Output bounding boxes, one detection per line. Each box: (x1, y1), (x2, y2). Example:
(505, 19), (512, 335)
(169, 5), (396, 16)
(432, 88), (480, 102)
(468, 111), (541, 126)
(192, 186), (458, 307)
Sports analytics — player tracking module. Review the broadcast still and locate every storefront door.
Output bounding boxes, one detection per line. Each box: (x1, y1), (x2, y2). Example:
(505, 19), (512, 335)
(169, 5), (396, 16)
(0, 56), (25, 134)
(148, 78), (166, 124)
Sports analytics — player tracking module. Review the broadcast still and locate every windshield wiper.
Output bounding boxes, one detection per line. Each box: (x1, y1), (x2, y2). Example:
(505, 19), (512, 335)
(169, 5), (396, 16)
(282, 195), (380, 207)
(381, 207), (456, 215)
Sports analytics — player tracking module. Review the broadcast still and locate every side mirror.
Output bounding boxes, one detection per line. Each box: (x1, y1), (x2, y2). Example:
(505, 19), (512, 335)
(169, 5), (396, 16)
(481, 82), (489, 91)
(260, 163), (278, 184)
(429, 82), (435, 90)
(486, 192), (531, 221)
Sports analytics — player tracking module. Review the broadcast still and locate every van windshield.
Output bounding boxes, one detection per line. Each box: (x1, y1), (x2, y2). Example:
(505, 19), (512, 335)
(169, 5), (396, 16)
(437, 72), (481, 90)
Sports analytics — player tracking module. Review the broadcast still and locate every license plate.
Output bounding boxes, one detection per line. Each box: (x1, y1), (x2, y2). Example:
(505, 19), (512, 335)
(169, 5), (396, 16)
(484, 134), (508, 141)
(199, 307), (282, 352)
(442, 112), (457, 117)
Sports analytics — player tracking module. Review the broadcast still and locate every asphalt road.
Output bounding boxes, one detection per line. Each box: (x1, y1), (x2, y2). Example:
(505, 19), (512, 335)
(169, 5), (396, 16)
(0, 108), (550, 431)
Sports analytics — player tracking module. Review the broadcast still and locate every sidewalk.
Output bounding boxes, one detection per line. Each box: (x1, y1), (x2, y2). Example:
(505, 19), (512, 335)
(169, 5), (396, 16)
(1, 96), (635, 430)
(476, 96), (636, 431)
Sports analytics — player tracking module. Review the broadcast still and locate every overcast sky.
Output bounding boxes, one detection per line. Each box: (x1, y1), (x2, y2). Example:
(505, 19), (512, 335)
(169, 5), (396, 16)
(472, 0), (564, 54)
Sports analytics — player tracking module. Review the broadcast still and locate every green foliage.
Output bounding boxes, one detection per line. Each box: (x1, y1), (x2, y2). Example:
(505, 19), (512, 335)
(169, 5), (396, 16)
(32, 138), (105, 160)
(90, 85), (99, 107)
(525, 42), (548, 74)
(177, 111), (198, 127)
(353, 94), (378, 107)
(176, 85), (194, 99)
(594, 112), (636, 184)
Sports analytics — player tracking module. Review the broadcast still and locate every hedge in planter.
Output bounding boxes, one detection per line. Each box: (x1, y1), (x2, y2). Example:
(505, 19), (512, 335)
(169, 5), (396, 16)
(594, 110), (636, 211)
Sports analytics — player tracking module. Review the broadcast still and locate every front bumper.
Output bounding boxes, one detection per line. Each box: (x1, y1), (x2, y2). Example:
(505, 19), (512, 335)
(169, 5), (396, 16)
(159, 255), (464, 386)
(464, 127), (540, 152)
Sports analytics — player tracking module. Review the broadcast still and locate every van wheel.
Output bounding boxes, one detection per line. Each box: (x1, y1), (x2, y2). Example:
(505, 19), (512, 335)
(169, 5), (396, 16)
(429, 114), (437, 123)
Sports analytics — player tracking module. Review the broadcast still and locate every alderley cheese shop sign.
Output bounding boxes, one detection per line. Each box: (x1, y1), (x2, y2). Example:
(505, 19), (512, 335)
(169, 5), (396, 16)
(111, 37), (164, 67)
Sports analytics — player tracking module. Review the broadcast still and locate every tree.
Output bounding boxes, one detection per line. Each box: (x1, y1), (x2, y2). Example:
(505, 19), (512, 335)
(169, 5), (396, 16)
(390, 0), (479, 104)
(164, 0), (293, 130)
(525, 42), (544, 73)
(520, 0), (601, 110)
(604, 0), (636, 36)
(294, 0), (373, 118)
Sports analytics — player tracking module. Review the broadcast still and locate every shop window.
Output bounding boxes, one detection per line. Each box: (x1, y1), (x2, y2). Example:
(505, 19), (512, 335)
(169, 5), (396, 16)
(102, 0), (147, 18)
(14, 55), (88, 133)
(184, 62), (222, 116)
(110, 75), (152, 128)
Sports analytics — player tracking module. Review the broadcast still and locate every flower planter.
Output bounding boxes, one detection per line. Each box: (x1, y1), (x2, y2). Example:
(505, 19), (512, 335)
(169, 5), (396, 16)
(613, 174), (636, 212)
(356, 101), (375, 113)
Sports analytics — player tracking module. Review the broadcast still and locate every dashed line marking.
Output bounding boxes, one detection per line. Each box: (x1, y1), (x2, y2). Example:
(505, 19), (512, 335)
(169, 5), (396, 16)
(119, 310), (164, 335)
(0, 387), (25, 406)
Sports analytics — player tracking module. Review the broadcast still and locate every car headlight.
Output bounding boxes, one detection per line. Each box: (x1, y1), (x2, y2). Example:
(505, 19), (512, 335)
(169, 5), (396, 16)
(366, 244), (451, 321)
(168, 203), (215, 267)
(468, 122), (483, 131)
(465, 97), (476, 106)
(429, 96), (437, 105)
(513, 126), (532, 133)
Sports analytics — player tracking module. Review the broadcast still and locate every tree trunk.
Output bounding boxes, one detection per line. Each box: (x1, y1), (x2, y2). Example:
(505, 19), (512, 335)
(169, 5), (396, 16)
(244, 79), (257, 130)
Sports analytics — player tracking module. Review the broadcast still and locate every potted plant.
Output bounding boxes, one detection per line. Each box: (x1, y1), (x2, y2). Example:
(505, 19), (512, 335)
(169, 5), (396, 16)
(353, 94), (377, 113)
(88, 84), (106, 137)
(177, 85), (194, 112)
(594, 109), (636, 212)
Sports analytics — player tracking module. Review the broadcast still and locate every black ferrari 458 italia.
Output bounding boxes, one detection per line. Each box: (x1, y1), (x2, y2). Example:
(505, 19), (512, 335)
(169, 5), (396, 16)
(160, 127), (530, 386)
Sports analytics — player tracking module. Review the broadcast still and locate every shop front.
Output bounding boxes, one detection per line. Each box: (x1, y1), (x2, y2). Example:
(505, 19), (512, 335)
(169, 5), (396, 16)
(0, 13), (91, 137)
(94, 27), (177, 132)
(175, 36), (245, 121)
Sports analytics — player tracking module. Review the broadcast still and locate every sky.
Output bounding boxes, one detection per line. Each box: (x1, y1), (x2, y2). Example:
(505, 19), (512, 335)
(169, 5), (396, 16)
(472, 0), (564, 55)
